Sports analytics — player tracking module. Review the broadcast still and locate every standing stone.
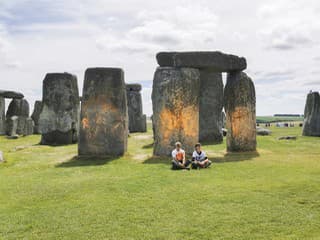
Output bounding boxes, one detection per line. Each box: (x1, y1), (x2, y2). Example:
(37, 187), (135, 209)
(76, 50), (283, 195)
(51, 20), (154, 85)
(6, 116), (18, 136)
(39, 73), (80, 145)
(199, 70), (224, 143)
(0, 97), (5, 135)
(23, 118), (34, 136)
(79, 68), (128, 156)
(31, 101), (42, 134)
(224, 71), (256, 152)
(126, 84), (147, 133)
(302, 92), (320, 136)
(6, 98), (29, 135)
(152, 67), (200, 156)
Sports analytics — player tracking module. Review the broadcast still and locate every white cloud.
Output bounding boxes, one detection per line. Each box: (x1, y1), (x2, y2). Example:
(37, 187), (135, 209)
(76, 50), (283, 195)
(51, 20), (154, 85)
(96, 4), (219, 54)
(258, 0), (320, 50)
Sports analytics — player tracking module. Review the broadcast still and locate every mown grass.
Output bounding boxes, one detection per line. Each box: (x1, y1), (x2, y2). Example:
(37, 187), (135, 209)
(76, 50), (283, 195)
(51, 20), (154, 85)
(256, 116), (303, 123)
(0, 125), (320, 239)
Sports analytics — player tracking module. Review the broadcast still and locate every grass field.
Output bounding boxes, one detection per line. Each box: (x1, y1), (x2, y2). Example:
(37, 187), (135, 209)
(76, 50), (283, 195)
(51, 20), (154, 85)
(1, 125), (320, 239)
(256, 116), (304, 123)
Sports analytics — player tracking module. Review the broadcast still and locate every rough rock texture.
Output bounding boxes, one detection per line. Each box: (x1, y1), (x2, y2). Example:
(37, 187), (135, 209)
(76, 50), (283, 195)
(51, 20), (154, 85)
(152, 67), (200, 156)
(302, 92), (320, 136)
(23, 118), (34, 136)
(0, 90), (24, 99)
(199, 70), (224, 143)
(39, 73), (80, 145)
(0, 151), (4, 163)
(6, 116), (18, 136)
(222, 111), (226, 128)
(126, 84), (147, 133)
(6, 98), (30, 135)
(79, 68), (128, 156)
(257, 127), (272, 136)
(156, 51), (247, 72)
(0, 97), (5, 135)
(224, 71), (256, 152)
(31, 101), (42, 134)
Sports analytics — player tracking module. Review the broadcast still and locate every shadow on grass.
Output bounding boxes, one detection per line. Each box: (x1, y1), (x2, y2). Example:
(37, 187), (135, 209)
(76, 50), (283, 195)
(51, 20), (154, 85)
(213, 151), (260, 163)
(143, 156), (170, 165)
(142, 142), (154, 149)
(56, 155), (120, 168)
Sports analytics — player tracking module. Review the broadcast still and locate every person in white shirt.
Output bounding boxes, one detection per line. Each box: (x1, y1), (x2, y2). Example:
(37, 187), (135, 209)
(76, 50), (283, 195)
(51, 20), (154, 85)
(191, 143), (212, 169)
(171, 142), (191, 170)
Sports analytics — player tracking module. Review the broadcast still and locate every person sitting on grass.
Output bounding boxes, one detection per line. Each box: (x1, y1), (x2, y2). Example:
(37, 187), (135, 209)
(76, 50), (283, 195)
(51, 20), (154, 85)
(171, 142), (191, 170)
(191, 143), (212, 169)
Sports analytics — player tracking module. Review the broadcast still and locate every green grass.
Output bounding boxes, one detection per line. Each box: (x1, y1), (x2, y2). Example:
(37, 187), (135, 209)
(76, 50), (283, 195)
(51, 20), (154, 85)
(1, 125), (320, 239)
(256, 116), (303, 123)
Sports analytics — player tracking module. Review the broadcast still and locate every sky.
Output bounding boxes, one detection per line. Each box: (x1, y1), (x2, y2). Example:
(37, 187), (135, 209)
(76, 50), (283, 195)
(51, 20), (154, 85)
(0, 0), (320, 116)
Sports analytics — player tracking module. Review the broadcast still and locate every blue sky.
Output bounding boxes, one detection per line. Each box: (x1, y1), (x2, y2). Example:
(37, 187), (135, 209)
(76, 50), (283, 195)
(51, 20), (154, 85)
(0, 0), (320, 116)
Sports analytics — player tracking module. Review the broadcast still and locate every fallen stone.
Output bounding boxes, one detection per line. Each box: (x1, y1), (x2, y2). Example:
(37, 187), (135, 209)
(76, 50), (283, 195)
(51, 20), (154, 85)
(31, 101), (42, 134)
(257, 127), (272, 136)
(152, 67), (200, 156)
(0, 97), (5, 135)
(199, 70), (224, 143)
(126, 83), (147, 133)
(0, 89), (24, 99)
(79, 68), (128, 156)
(6, 135), (19, 139)
(302, 92), (320, 136)
(39, 73), (80, 145)
(156, 51), (247, 72)
(278, 136), (297, 140)
(0, 151), (4, 163)
(224, 71), (256, 152)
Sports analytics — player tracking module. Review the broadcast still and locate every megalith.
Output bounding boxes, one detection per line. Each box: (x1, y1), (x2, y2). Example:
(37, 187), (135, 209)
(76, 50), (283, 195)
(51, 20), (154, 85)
(224, 71), (256, 152)
(199, 70), (224, 143)
(156, 51), (247, 72)
(302, 92), (320, 136)
(6, 98), (30, 135)
(6, 116), (18, 136)
(0, 90), (24, 99)
(39, 73), (80, 145)
(126, 84), (147, 133)
(24, 118), (34, 136)
(152, 67), (200, 156)
(31, 101), (42, 134)
(0, 97), (5, 135)
(79, 68), (128, 156)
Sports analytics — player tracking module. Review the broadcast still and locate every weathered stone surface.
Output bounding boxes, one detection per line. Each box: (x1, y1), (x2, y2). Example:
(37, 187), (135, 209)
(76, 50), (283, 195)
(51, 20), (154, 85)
(23, 118), (34, 136)
(39, 73), (80, 145)
(278, 136), (297, 140)
(126, 83), (147, 133)
(0, 151), (4, 163)
(257, 127), (272, 136)
(152, 67), (200, 156)
(0, 90), (24, 99)
(222, 111), (226, 128)
(302, 92), (320, 136)
(79, 68), (128, 156)
(31, 101), (42, 134)
(156, 51), (247, 72)
(224, 71), (256, 152)
(6, 116), (18, 136)
(0, 97), (5, 135)
(6, 99), (29, 135)
(199, 70), (224, 143)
